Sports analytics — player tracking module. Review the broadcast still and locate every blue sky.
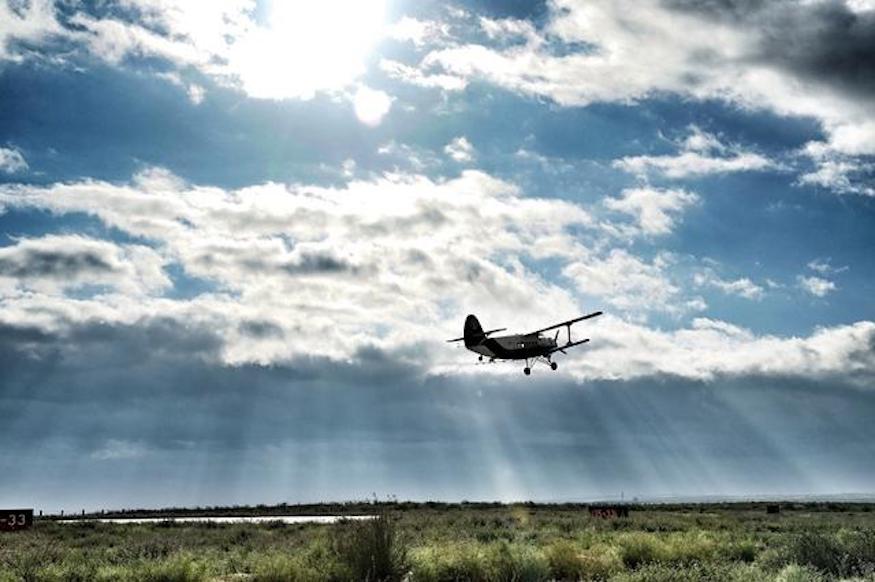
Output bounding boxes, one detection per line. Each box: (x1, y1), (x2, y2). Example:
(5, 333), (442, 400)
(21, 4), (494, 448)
(1, 0), (874, 512)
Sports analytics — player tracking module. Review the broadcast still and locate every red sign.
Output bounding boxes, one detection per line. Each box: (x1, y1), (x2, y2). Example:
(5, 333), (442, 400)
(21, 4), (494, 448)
(588, 505), (630, 519)
(0, 509), (34, 531)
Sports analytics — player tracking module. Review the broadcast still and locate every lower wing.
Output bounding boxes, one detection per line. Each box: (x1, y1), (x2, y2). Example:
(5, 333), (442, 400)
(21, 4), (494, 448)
(547, 338), (590, 355)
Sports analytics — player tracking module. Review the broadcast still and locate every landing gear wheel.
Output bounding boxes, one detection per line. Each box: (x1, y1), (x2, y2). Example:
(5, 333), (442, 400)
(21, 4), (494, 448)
(551, 362), (558, 371)
(523, 367), (531, 375)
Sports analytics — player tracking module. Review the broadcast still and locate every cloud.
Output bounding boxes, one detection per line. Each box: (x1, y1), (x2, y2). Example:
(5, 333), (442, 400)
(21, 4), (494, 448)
(376, 141), (441, 171)
(0, 168), (593, 363)
(798, 275), (837, 298)
(1, 168), (870, 389)
(0, 235), (169, 295)
(807, 258), (849, 276)
(353, 86), (393, 127)
(91, 439), (149, 461)
(603, 187), (698, 235)
(565, 315), (875, 386)
(0, 146), (28, 174)
(479, 17), (540, 42)
(666, 0), (875, 105)
(613, 127), (775, 179)
(2, 1), (392, 108)
(562, 249), (684, 313)
(444, 136), (476, 163)
(3, 310), (875, 508)
(386, 17), (450, 47)
(693, 269), (765, 300)
(0, 0), (62, 62)
(390, 0), (874, 188)
(379, 58), (469, 91)
(797, 142), (875, 196)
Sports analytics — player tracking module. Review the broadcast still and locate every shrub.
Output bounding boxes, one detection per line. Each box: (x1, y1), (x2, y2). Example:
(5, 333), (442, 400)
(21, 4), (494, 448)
(783, 532), (845, 575)
(577, 545), (624, 580)
(45, 560), (100, 582)
(774, 564), (826, 582)
(335, 511), (408, 582)
(545, 540), (623, 580)
(722, 538), (758, 563)
(1, 547), (45, 582)
(837, 528), (875, 575)
(611, 561), (772, 582)
(409, 543), (487, 582)
(482, 542), (549, 582)
(618, 533), (663, 569)
(133, 553), (208, 582)
(545, 540), (581, 580)
(410, 542), (549, 582)
(251, 554), (320, 582)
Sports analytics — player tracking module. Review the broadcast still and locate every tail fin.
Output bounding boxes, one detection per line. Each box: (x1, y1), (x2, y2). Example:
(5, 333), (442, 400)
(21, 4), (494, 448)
(464, 314), (484, 348)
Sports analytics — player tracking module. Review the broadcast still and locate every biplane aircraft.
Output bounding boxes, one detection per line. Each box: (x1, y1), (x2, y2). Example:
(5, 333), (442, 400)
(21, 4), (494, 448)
(448, 311), (603, 375)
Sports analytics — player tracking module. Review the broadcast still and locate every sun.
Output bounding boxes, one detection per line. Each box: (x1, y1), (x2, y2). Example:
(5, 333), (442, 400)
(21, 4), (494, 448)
(231, 0), (387, 100)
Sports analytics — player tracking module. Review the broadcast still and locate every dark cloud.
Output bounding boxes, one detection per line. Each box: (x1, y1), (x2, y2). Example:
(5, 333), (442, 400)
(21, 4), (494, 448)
(238, 320), (284, 339)
(665, 0), (875, 99)
(2, 316), (875, 510)
(281, 251), (354, 276)
(0, 248), (115, 278)
(758, 2), (875, 100)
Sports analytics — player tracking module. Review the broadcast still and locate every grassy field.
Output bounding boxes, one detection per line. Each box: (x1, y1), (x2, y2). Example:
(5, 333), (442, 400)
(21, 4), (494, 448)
(2, 502), (875, 581)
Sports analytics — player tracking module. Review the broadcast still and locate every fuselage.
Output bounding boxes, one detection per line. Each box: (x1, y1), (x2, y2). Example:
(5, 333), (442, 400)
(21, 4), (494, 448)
(468, 333), (557, 360)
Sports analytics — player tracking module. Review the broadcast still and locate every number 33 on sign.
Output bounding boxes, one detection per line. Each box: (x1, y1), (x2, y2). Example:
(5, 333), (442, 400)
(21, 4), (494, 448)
(0, 509), (33, 531)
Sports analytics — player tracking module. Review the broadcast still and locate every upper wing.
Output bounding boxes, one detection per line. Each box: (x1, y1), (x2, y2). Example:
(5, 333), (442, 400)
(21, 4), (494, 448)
(527, 311), (603, 335)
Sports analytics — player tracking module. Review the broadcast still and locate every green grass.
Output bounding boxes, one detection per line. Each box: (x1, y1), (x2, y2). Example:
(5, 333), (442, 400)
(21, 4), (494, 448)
(2, 503), (875, 581)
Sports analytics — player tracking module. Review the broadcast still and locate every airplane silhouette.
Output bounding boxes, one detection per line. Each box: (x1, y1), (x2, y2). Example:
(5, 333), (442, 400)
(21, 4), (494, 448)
(448, 311), (603, 375)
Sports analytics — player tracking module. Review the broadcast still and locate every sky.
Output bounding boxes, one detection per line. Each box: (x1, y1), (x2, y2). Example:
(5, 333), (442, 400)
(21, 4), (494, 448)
(1, 0), (874, 512)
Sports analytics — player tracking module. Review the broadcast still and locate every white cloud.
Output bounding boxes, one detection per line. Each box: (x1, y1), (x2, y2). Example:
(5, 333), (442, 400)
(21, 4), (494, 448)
(0, 168), (593, 363)
(562, 315), (875, 386)
(807, 258), (848, 275)
(392, 0), (873, 184)
(376, 141), (440, 171)
(1, 169), (872, 387)
(603, 187), (698, 236)
(386, 17), (449, 47)
(0, 0), (62, 62)
(797, 143), (875, 196)
(91, 439), (149, 460)
(563, 249), (682, 313)
(187, 84), (205, 105)
(444, 136), (475, 163)
(0, 234), (169, 295)
(798, 275), (837, 298)
(614, 127), (774, 179)
(479, 17), (539, 42)
(0, 146), (28, 174)
(694, 270), (765, 301)
(353, 86), (393, 127)
(615, 150), (774, 179)
(380, 58), (468, 91)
